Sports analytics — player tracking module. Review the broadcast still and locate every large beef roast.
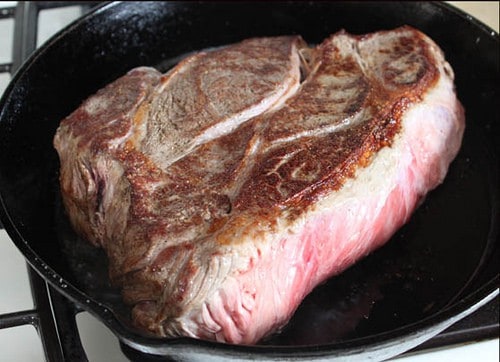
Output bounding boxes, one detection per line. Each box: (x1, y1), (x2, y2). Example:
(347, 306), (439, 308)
(53, 26), (465, 344)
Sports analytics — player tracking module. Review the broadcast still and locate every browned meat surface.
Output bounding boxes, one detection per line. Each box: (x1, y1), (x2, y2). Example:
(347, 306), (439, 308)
(54, 27), (464, 344)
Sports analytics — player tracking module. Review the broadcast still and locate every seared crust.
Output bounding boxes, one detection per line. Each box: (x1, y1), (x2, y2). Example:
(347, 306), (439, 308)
(54, 26), (456, 342)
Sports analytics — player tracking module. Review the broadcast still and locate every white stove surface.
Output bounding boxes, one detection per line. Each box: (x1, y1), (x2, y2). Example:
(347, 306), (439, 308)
(0, 2), (498, 361)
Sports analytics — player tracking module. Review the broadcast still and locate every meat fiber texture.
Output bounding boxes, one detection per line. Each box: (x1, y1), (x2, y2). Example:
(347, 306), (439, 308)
(53, 26), (465, 344)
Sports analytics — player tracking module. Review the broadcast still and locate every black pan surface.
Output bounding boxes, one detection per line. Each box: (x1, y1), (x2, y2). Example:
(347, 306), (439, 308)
(0, 1), (498, 360)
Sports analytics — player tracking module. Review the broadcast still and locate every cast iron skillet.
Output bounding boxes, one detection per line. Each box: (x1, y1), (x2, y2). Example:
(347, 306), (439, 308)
(0, 1), (498, 360)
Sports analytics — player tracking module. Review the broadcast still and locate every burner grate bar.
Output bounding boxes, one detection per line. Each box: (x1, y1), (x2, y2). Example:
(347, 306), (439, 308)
(0, 63), (12, 73)
(12, 2), (38, 74)
(0, 310), (38, 329)
(28, 265), (88, 362)
(0, 6), (15, 19)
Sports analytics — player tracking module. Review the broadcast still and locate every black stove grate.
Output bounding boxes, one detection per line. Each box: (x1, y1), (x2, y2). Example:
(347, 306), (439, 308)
(0, 2), (498, 361)
(0, 4), (103, 361)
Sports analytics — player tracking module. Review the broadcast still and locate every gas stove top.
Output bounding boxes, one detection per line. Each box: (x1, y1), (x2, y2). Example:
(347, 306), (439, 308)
(0, 2), (498, 361)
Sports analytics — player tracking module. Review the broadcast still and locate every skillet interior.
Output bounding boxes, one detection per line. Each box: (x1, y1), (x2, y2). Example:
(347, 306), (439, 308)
(0, 1), (498, 359)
